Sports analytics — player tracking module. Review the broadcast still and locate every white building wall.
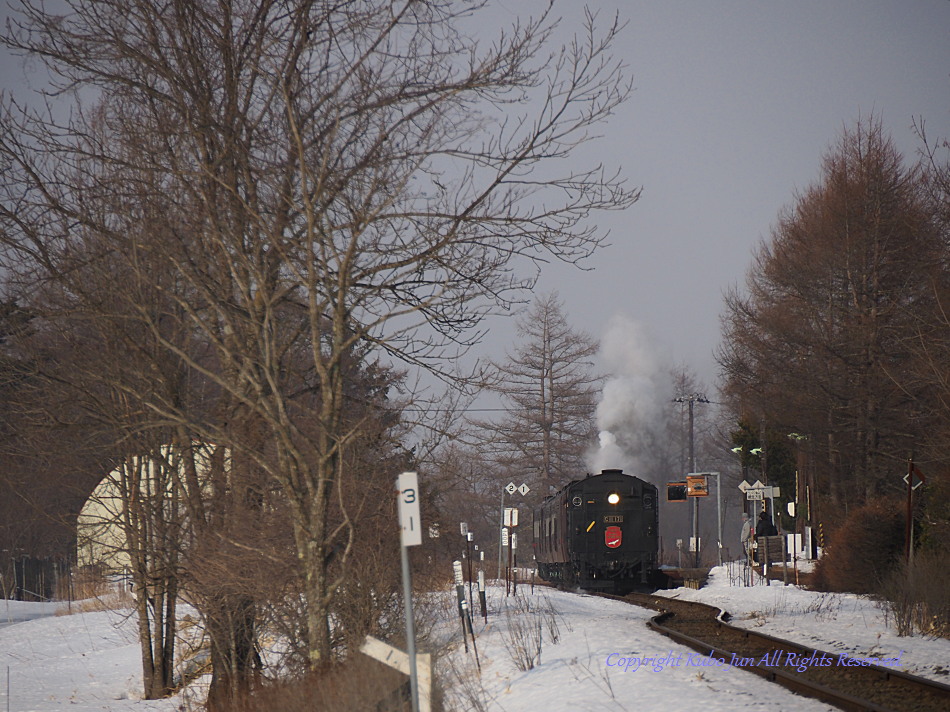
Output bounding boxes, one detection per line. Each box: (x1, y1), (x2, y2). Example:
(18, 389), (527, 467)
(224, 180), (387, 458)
(76, 444), (221, 574)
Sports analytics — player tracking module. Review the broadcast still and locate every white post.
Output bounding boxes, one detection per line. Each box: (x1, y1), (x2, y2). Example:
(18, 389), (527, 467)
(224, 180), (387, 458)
(360, 637), (431, 712)
(397, 472), (422, 712)
(400, 544), (418, 712)
(710, 472), (723, 567)
(496, 488), (505, 580)
(417, 653), (432, 712)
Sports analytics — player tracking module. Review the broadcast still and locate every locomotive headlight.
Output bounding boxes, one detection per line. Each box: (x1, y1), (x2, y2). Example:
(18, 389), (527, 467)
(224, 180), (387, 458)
(607, 492), (620, 505)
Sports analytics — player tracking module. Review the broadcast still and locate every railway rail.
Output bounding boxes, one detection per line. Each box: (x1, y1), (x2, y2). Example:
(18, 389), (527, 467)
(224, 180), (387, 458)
(603, 591), (950, 712)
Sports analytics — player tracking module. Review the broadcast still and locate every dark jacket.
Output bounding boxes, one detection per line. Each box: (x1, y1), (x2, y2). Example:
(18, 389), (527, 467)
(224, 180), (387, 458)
(755, 516), (777, 537)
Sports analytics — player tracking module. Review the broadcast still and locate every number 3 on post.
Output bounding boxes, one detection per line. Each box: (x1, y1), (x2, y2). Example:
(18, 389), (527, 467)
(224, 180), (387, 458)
(397, 471), (422, 547)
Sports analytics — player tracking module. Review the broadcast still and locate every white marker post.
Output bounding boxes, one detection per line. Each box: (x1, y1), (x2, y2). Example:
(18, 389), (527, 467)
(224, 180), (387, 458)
(498, 482), (529, 580)
(360, 637), (431, 712)
(397, 472), (422, 712)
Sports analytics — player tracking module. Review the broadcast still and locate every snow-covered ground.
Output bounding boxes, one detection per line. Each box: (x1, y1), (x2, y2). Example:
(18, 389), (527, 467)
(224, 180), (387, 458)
(1, 564), (947, 711)
(1, 599), (189, 711)
(442, 563), (950, 711)
(655, 562), (950, 684)
(442, 584), (837, 711)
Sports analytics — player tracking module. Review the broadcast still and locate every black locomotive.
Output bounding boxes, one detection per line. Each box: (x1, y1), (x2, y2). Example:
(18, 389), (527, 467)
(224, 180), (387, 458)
(533, 469), (659, 593)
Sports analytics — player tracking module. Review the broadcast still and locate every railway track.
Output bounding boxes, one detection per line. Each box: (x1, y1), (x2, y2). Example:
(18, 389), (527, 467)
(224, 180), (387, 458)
(606, 591), (950, 712)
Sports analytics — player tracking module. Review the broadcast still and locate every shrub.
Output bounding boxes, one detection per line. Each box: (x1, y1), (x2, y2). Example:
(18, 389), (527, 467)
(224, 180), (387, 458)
(879, 548), (950, 638)
(241, 654), (439, 712)
(812, 498), (904, 594)
(500, 593), (542, 671)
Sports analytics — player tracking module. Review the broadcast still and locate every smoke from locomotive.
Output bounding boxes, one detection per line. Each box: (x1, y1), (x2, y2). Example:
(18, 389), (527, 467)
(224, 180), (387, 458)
(533, 469), (659, 593)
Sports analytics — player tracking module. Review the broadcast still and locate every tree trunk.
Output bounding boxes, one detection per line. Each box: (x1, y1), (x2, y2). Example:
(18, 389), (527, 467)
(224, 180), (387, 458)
(206, 596), (260, 712)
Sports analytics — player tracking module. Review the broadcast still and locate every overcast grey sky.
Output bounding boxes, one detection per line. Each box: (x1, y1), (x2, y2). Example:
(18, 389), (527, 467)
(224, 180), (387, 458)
(480, 0), (950, 390)
(2, 1), (948, 393)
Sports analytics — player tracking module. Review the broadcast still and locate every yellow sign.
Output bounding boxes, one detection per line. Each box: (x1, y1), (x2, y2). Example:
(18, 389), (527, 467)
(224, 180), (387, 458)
(686, 475), (709, 497)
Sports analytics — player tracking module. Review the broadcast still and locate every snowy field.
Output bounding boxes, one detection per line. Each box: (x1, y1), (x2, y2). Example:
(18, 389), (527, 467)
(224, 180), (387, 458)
(1, 565), (948, 711)
(655, 563), (950, 684)
(1, 599), (187, 711)
(439, 564), (950, 711)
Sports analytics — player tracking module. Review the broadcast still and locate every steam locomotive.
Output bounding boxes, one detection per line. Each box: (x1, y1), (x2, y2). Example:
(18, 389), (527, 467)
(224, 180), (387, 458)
(533, 469), (660, 593)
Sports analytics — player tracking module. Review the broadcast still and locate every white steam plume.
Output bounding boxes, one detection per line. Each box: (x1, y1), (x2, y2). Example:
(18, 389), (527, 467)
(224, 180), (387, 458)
(589, 315), (666, 479)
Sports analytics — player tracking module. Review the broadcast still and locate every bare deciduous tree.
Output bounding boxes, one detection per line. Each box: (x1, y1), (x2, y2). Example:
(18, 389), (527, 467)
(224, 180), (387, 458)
(0, 0), (638, 686)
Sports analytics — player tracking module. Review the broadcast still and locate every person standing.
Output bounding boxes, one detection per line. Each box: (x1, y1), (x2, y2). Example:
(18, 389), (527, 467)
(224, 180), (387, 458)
(755, 510), (777, 537)
(739, 512), (752, 558)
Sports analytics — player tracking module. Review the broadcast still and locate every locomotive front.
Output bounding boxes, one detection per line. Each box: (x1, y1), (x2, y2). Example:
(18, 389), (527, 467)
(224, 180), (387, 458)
(534, 469), (659, 593)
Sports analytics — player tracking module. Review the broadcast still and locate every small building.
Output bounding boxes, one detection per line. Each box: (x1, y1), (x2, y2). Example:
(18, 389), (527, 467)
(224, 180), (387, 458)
(77, 443), (223, 574)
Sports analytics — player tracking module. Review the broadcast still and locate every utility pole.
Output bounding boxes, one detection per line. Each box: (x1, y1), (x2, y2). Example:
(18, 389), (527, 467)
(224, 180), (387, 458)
(674, 393), (709, 567)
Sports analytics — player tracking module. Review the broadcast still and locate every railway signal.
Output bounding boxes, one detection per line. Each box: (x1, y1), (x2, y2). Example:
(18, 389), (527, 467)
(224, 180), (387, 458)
(687, 472), (723, 566)
(667, 482), (688, 501)
(686, 475), (709, 496)
(669, 473), (724, 566)
(673, 393), (709, 568)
